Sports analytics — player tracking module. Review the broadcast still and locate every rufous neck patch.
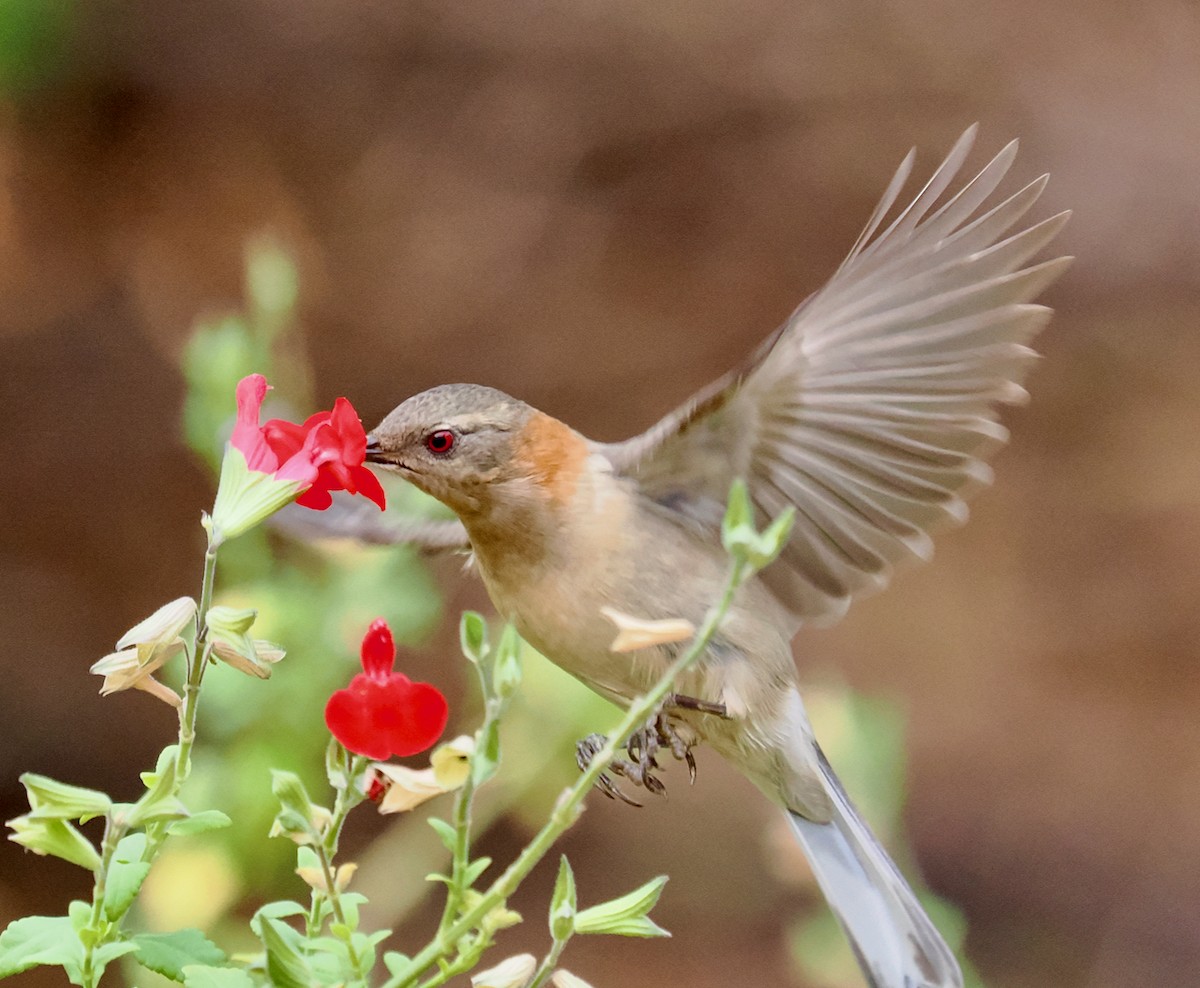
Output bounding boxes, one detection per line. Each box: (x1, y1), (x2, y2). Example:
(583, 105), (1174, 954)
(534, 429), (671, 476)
(514, 412), (589, 507)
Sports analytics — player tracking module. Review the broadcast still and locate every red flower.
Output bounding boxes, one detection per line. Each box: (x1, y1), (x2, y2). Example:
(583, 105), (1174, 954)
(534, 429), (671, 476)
(325, 619), (449, 760)
(232, 374), (386, 511)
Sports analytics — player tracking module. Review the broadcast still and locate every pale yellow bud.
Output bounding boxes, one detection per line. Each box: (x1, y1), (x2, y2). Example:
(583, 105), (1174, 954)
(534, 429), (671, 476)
(599, 607), (695, 653)
(470, 953), (536, 988)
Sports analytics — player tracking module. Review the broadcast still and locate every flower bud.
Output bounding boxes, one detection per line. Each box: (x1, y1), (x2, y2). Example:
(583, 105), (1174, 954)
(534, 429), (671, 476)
(116, 597), (197, 659)
(470, 953), (536, 988)
(600, 608), (694, 654)
(8, 815), (103, 872)
(18, 773), (112, 822)
(551, 972), (596, 988)
(549, 856), (577, 941)
(430, 736), (474, 790)
(573, 875), (670, 938)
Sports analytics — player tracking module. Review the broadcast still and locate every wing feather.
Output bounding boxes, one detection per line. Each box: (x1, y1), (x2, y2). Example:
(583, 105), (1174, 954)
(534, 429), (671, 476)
(602, 128), (1070, 629)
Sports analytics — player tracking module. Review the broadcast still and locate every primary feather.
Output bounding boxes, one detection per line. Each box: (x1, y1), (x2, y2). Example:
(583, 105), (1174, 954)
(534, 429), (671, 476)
(602, 125), (1070, 629)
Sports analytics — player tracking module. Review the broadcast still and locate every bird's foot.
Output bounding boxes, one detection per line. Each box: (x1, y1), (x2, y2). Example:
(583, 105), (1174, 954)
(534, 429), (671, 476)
(576, 699), (720, 806)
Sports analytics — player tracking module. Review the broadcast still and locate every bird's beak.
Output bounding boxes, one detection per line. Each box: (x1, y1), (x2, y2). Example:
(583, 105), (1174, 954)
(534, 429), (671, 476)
(364, 434), (384, 463)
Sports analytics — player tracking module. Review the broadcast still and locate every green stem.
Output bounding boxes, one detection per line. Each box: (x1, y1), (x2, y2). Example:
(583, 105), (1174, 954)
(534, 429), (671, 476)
(176, 542), (219, 779)
(527, 932), (572, 988)
(412, 944), (485, 988)
(79, 815), (128, 988)
(437, 695), (495, 934)
(384, 558), (751, 988)
(309, 755), (368, 981)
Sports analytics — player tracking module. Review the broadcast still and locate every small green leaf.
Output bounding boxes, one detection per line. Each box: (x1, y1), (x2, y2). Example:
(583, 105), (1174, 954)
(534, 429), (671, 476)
(549, 856), (577, 940)
(166, 810), (233, 836)
(253, 901), (308, 925)
(463, 856), (492, 887)
(295, 845), (320, 871)
(139, 745), (181, 790)
(183, 965), (256, 988)
(459, 611), (489, 665)
(383, 952), (413, 979)
(18, 774), (112, 823)
(427, 817), (457, 853)
(574, 875), (670, 938)
(67, 900), (91, 932)
(104, 834), (151, 921)
(91, 941), (141, 982)
(424, 872), (451, 885)
(132, 929), (227, 982)
(0, 916), (84, 979)
(258, 917), (312, 988)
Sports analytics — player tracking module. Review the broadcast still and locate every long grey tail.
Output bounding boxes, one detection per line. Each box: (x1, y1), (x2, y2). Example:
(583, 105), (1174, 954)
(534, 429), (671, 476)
(786, 747), (963, 988)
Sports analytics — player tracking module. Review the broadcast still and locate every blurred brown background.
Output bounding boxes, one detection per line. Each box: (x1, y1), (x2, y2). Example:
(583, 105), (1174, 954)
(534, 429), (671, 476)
(3, 0), (1200, 986)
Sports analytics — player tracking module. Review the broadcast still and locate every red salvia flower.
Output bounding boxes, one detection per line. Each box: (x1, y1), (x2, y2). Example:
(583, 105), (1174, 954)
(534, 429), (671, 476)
(234, 374), (386, 510)
(325, 619), (449, 760)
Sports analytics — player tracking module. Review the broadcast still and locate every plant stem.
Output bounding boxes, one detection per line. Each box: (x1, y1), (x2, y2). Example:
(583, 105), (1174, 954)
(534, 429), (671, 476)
(437, 696), (495, 934)
(79, 815), (128, 988)
(383, 558), (750, 988)
(176, 541), (219, 780)
(527, 932), (572, 988)
(308, 754), (369, 981)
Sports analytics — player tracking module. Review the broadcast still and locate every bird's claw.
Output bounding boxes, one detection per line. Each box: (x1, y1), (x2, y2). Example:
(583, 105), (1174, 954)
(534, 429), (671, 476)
(576, 702), (711, 806)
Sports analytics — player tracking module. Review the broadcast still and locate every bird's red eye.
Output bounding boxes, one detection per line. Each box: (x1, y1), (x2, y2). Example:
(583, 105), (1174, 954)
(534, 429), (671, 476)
(426, 430), (455, 454)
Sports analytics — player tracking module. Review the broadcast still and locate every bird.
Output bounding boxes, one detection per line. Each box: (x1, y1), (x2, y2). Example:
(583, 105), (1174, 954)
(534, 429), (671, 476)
(355, 125), (1070, 988)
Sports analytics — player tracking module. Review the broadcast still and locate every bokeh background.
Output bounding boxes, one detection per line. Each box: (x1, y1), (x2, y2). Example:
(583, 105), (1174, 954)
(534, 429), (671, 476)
(3, 0), (1200, 986)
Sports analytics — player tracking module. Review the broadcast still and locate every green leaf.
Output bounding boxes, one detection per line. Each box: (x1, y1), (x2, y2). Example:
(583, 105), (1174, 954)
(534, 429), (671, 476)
(339, 893), (366, 931)
(463, 856), (492, 886)
(253, 901), (308, 924)
(129, 746), (188, 827)
(18, 773), (112, 822)
(0, 916), (84, 979)
(104, 834), (151, 921)
(166, 810), (233, 836)
(574, 875), (670, 938)
(459, 611), (489, 665)
(89, 941), (141, 984)
(549, 856), (577, 941)
(132, 929), (228, 982)
(259, 917), (313, 988)
(427, 816), (457, 853)
(183, 965), (256, 988)
(67, 900), (91, 932)
(383, 952), (413, 979)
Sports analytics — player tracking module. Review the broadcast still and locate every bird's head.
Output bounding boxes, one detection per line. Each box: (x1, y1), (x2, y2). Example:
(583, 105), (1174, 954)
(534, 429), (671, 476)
(365, 384), (589, 520)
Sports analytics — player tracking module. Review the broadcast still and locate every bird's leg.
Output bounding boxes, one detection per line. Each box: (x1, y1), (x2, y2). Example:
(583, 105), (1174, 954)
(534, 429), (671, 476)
(576, 696), (721, 804)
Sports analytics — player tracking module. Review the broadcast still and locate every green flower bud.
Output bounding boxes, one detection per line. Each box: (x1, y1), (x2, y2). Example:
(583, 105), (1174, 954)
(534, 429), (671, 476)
(8, 815), (103, 872)
(18, 773), (112, 822)
(573, 875), (670, 938)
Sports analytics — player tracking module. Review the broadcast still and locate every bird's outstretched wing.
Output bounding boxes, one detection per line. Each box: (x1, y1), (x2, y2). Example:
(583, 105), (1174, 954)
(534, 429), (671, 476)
(272, 496), (470, 553)
(601, 125), (1071, 630)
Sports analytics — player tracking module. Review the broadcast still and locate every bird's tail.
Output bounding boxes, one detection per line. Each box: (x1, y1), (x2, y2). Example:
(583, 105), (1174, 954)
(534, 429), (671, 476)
(786, 747), (963, 988)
